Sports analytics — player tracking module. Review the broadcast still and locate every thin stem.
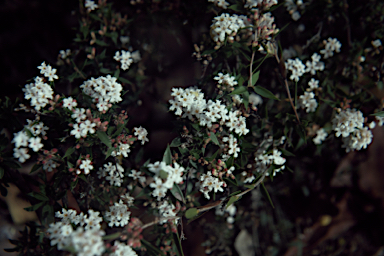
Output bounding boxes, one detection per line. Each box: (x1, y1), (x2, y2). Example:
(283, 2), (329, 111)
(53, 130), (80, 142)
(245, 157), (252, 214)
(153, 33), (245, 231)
(141, 216), (180, 230)
(248, 51), (256, 87)
(274, 53), (301, 124)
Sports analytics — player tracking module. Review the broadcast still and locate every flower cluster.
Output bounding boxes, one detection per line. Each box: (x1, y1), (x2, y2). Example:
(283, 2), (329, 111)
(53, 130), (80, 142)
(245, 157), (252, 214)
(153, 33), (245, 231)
(48, 209), (105, 255)
(111, 241), (138, 256)
(222, 134), (241, 158)
(210, 13), (248, 45)
(98, 162), (125, 187)
(37, 62), (59, 82)
(251, 10), (279, 43)
(285, 0), (306, 21)
(305, 53), (325, 75)
(113, 50), (141, 71)
(169, 87), (249, 136)
(85, 0), (98, 11)
(251, 135), (286, 178)
(208, 0), (230, 9)
(244, 0), (278, 9)
(320, 37), (342, 59)
(133, 126), (149, 145)
(80, 75), (123, 112)
(105, 200), (131, 227)
(285, 58), (306, 82)
(298, 91), (317, 113)
(12, 119), (48, 163)
(148, 161), (185, 201)
(199, 172), (225, 200)
(313, 128), (328, 145)
(23, 76), (54, 111)
(214, 72), (238, 89)
(332, 109), (373, 152)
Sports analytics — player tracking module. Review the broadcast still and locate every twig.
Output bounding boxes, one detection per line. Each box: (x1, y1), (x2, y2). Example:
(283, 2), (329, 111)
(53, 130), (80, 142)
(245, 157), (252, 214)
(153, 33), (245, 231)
(343, 0), (352, 47)
(141, 216), (180, 230)
(274, 53), (301, 124)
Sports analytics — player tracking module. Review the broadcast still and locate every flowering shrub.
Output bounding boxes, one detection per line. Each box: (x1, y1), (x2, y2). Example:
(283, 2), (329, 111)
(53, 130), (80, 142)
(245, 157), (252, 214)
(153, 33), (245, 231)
(1, 0), (384, 255)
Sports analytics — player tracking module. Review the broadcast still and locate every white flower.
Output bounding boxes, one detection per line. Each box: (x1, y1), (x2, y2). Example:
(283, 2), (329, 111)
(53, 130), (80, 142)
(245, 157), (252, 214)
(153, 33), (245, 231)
(71, 108), (86, 122)
(372, 39), (382, 48)
(59, 49), (71, 59)
(79, 159), (93, 175)
(43, 159), (57, 172)
(13, 148), (30, 163)
(85, 0), (98, 11)
(308, 78), (319, 91)
(133, 126), (149, 145)
(28, 137), (44, 152)
(111, 241), (138, 256)
(313, 128), (328, 145)
(62, 97), (77, 110)
(111, 143), (131, 158)
(70, 123), (82, 139)
(12, 131), (29, 148)
(249, 93), (263, 107)
(80, 120), (96, 137)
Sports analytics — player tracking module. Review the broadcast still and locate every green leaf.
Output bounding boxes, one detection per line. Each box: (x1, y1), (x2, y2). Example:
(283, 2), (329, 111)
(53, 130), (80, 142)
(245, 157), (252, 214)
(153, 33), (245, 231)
(170, 184), (185, 203)
(97, 131), (112, 148)
(209, 132), (220, 145)
(229, 86), (247, 95)
(112, 125), (124, 137)
(244, 184), (255, 189)
(261, 182), (274, 208)
(63, 147), (76, 159)
(28, 192), (49, 201)
(95, 40), (108, 46)
(24, 201), (45, 212)
(170, 137), (183, 147)
(185, 208), (199, 219)
(163, 145), (172, 165)
(279, 148), (295, 157)
(229, 190), (242, 196)
(29, 164), (42, 174)
(251, 70), (260, 86)
(113, 68), (120, 79)
(100, 68), (111, 74)
(103, 232), (121, 240)
(228, 4), (243, 12)
(370, 111), (384, 117)
(110, 31), (118, 45)
(226, 195), (241, 209)
(0, 167), (4, 179)
(254, 86), (280, 101)
(118, 76), (132, 84)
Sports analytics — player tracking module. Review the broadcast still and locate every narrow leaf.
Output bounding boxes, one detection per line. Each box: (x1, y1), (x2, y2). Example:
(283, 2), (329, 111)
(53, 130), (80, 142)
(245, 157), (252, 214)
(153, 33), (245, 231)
(226, 195), (240, 209)
(97, 131), (112, 148)
(229, 86), (247, 95)
(170, 184), (185, 203)
(163, 145), (172, 165)
(254, 86), (280, 101)
(261, 182), (274, 208)
(370, 111), (384, 117)
(251, 70), (260, 86)
(209, 132), (220, 145)
(63, 147), (75, 159)
(185, 208), (199, 219)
